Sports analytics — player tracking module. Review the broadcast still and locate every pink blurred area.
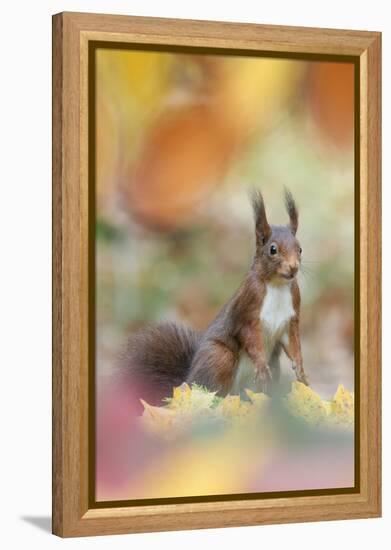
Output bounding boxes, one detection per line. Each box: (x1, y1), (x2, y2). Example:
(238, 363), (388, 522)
(252, 446), (354, 493)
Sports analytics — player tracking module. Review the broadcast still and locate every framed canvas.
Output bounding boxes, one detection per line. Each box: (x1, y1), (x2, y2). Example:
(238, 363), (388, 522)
(52, 12), (381, 537)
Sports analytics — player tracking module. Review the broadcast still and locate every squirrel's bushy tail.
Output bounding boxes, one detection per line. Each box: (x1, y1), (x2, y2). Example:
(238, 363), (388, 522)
(118, 322), (200, 405)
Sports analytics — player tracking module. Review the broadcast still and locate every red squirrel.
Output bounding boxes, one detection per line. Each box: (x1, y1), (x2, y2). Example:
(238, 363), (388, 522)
(120, 189), (309, 404)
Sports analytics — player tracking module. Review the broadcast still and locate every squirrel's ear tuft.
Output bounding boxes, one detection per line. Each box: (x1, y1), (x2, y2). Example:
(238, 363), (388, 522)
(251, 189), (271, 246)
(284, 188), (298, 235)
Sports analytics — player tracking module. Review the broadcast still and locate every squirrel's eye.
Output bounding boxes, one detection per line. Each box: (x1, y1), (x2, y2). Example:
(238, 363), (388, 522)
(270, 244), (278, 255)
(299, 247), (302, 254)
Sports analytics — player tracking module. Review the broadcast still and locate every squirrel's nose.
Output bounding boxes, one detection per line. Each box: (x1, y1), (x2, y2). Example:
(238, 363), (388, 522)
(289, 264), (298, 276)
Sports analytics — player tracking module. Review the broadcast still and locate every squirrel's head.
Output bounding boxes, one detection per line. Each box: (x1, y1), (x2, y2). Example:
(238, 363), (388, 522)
(251, 189), (302, 284)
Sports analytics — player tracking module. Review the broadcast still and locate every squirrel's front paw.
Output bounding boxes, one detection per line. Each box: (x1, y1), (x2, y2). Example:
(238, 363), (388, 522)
(298, 372), (310, 386)
(254, 364), (272, 394)
(292, 362), (309, 386)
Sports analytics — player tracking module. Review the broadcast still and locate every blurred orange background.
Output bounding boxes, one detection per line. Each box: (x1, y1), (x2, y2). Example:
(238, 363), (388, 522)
(94, 48), (355, 501)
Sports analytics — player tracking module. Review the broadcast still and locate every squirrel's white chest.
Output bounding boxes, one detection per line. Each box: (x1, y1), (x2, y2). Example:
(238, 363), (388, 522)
(260, 283), (295, 337)
(233, 283), (296, 396)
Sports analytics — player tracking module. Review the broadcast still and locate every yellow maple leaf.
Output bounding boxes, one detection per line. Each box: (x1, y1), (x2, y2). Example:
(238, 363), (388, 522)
(245, 389), (270, 408)
(217, 395), (253, 423)
(220, 395), (241, 416)
(172, 382), (191, 402)
(167, 383), (216, 412)
(329, 385), (354, 427)
(140, 399), (176, 434)
(284, 381), (328, 426)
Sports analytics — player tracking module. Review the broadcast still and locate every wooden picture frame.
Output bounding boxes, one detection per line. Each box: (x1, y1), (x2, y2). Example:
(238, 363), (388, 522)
(52, 11), (381, 537)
